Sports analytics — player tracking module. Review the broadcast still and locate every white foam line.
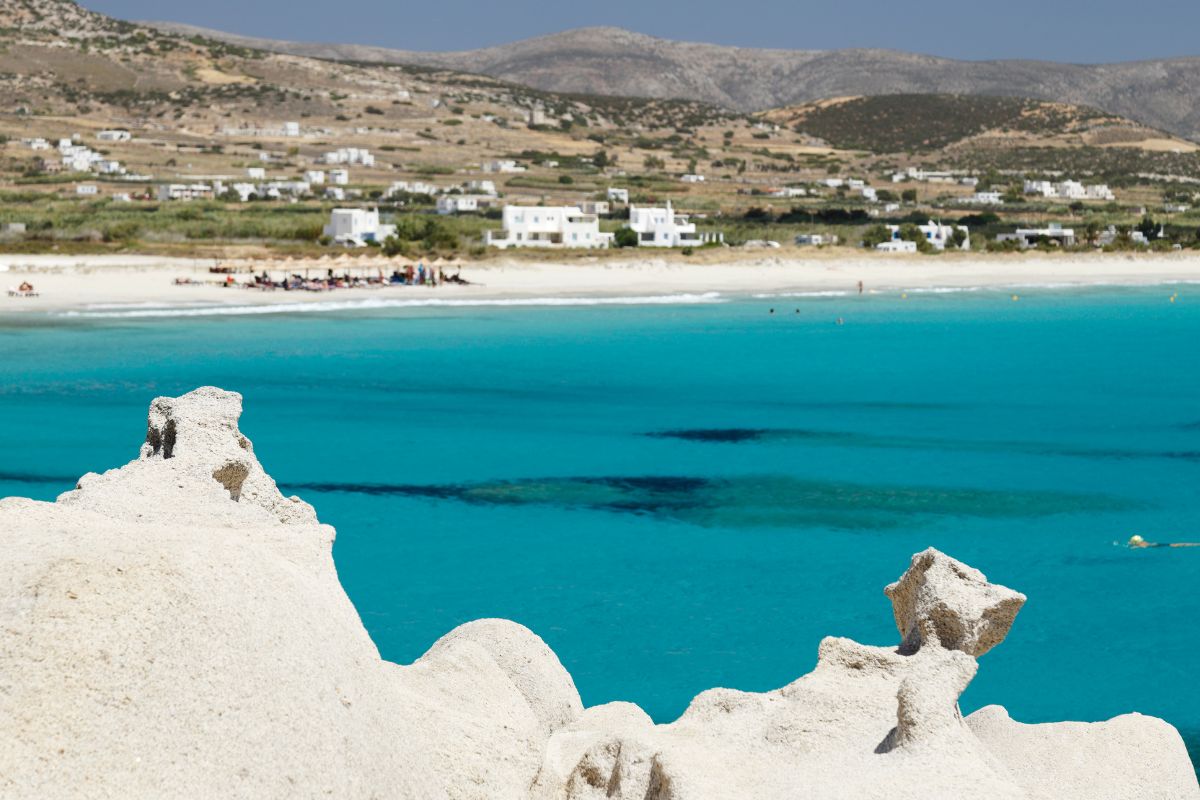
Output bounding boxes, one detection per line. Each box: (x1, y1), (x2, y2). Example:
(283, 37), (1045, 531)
(56, 293), (727, 318)
(751, 291), (850, 298)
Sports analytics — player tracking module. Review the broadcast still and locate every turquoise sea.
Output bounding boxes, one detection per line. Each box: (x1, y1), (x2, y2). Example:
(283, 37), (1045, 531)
(1, 286), (1197, 769)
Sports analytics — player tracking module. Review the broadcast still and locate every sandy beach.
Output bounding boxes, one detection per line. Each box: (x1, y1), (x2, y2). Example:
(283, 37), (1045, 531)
(2, 251), (1200, 315)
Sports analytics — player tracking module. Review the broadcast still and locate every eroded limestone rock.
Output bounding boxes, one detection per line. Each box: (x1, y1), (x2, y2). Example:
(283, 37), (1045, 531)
(884, 547), (1026, 656)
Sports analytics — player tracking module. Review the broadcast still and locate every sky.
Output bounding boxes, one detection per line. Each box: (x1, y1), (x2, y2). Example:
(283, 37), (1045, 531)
(82, 0), (1199, 63)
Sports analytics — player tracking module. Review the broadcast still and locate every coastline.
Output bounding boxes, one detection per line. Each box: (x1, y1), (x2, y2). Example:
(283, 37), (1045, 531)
(2, 251), (1199, 317)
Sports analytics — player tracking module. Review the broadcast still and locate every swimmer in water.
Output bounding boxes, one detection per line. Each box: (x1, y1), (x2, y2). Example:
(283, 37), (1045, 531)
(1128, 535), (1200, 549)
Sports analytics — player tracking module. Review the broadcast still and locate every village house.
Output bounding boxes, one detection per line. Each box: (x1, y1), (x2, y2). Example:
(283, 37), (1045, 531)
(483, 160), (526, 174)
(247, 167), (267, 180)
(485, 206), (612, 249)
(322, 208), (396, 247)
(607, 187), (630, 204)
(329, 169), (350, 185)
(578, 200), (610, 216)
(156, 183), (214, 202)
(324, 187), (346, 201)
(626, 202), (723, 248)
(884, 220), (971, 251)
(436, 195), (497, 215)
(75, 184), (99, 196)
(465, 180), (497, 195)
(996, 224), (1077, 248)
(876, 240), (918, 253)
(323, 148), (374, 167)
(680, 174), (705, 184)
(282, 122), (301, 137)
(770, 187), (808, 198)
(958, 191), (1004, 205)
(304, 170), (326, 185)
(795, 233), (839, 246)
(96, 130), (131, 142)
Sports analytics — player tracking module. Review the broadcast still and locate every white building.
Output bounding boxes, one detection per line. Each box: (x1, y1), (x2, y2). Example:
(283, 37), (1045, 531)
(436, 195), (496, 215)
(329, 169), (350, 185)
(485, 206), (612, 249)
(770, 187), (808, 198)
(247, 167), (267, 180)
(322, 208), (396, 247)
(607, 187), (630, 204)
(157, 183), (213, 202)
(1096, 226), (1150, 247)
(95, 160), (125, 175)
(97, 130), (131, 142)
(859, 187), (878, 202)
(883, 220), (970, 251)
(680, 174), (706, 184)
(283, 122), (301, 137)
(957, 191), (1004, 205)
(1086, 184), (1115, 201)
(388, 180), (440, 197)
(324, 187), (346, 201)
(876, 240), (918, 253)
(1024, 180), (1114, 201)
(26, 138), (50, 151)
(626, 202), (722, 248)
(579, 200), (610, 216)
(304, 170), (326, 185)
(323, 148), (374, 167)
(75, 184), (98, 196)
(996, 225), (1076, 248)
(465, 180), (497, 195)
(795, 233), (839, 246)
(483, 160), (526, 174)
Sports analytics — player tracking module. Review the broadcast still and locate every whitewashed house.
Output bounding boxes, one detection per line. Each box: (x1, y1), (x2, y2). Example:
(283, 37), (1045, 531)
(283, 122), (301, 137)
(247, 167), (267, 180)
(324, 187), (346, 201)
(26, 138), (50, 151)
(437, 195), (496, 215)
(75, 184), (98, 196)
(579, 200), (610, 216)
(1086, 184), (1115, 200)
(388, 181), (441, 197)
(626, 202), (722, 248)
(883, 221), (970, 251)
(97, 130), (131, 142)
(304, 170), (326, 185)
(323, 148), (374, 167)
(485, 206), (612, 249)
(465, 180), (497, 195)
(483, 160), (526, 174)
(95, 160), (125, 175)
(607, 187), (630, 204)
(680, 174), (706, 184)
(770, 187), (807, 198)
(795, 233), (839, 246)
(957, 191), (1004, 205)
(329, 169), (350, 185)
(996, 225), (1076, 248)
(322, 208), (396, 247)
(157, 183), (213, 201)
(876, 240), (918, 253)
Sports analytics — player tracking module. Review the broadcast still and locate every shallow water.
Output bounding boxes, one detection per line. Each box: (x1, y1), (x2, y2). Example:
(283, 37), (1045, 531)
(1, 286), (1198, 768)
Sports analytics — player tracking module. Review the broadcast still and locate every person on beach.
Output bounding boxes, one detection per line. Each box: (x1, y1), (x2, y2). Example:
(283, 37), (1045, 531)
(1129, 535), (1200, 549)
(18, 281), (33, 293)
(858, 281), (864, 295)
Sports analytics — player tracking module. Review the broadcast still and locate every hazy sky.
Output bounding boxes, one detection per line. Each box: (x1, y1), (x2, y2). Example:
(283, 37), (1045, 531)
(82, 0), (1199, 63)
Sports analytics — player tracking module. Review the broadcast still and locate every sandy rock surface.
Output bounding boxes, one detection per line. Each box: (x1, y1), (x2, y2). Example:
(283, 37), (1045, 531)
(1, 388), (1195, 799)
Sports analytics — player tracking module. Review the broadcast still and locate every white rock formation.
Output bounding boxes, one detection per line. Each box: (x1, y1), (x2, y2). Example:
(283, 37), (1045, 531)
(0, 387), (1195, 799)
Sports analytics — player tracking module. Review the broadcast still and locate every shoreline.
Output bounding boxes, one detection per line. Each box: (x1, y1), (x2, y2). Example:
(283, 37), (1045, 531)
(2, 252), (1199, 316)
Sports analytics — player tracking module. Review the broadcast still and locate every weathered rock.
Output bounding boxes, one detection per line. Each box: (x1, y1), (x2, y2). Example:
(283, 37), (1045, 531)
(884, 547), (1026, 656)
(0, 389), (1194, 800)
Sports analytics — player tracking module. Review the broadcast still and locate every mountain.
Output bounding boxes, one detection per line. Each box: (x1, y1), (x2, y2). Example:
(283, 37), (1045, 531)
(139, 23), (1200, 142)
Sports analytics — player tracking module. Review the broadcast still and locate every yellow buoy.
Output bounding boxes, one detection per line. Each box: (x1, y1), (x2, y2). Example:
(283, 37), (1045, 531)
(1012, 295), (1019, 302)
(901, 293), (908, 300)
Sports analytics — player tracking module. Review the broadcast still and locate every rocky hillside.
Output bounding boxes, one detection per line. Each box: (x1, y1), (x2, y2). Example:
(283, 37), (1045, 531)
(765, 95), (1178, 154)
(141, 23), (1200, 142)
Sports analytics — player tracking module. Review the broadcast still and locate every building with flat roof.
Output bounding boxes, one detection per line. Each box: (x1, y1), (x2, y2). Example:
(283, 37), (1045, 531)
(486, 206), (612, 249)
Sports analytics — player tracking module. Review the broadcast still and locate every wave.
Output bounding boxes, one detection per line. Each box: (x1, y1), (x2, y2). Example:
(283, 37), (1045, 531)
(751, 291), (850, 298)
(56, 293), (727, 318)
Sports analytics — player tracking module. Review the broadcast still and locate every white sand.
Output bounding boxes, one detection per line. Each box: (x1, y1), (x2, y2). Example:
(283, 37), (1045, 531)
(2, 251), (1199, 315)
